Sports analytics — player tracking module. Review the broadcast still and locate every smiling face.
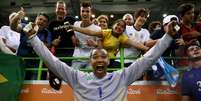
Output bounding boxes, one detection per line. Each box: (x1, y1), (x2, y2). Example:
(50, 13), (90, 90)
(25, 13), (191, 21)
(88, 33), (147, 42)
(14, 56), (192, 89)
(98, 18), (108, 29)
(123, 14), (134, 26)
(56, 2), (66, 21)
(80, 6), (91, 21)
(35, 15), (48, 31)
(112, 20), (126, 36)
(187, 45), (201, 60)
(90, 49), (110, 78)
(135, 13), (148, 27)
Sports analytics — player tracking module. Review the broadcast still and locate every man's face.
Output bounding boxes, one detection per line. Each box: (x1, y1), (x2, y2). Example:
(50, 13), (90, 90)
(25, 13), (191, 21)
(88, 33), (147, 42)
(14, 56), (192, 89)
(56, 3), (66, 21)
(182, 8), (194, 23)
(187, 45), (201, 59)
(135, 13), (148, 27)
(90, 49), (109, 78)
(124, 15), (134, 26)
(80, 7), (91, 21)
(35, 15), (48, 31)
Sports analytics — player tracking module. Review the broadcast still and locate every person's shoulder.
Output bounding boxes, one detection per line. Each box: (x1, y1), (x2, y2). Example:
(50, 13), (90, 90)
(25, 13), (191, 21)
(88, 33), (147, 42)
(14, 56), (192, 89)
(182, 68), (194, 79)
(64, 16), (77, 24)
(0, 25), (9, 30)
(140, 28), (150, 35)
(74, 21), (81, 26)
(0, 26), (10, 34)
(103, 29), (112, 31)
(49, 20), (57, 24)
(49, 20), (62, 27)
(141, 28), (149, 33)
(150, 29), (165, 39)
(102, 29), (112, 34)
(41, 28), (51, 33)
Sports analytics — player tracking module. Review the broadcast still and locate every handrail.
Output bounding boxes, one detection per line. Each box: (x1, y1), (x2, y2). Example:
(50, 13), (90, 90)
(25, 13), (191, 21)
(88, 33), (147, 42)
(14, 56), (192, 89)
(22, 47), (189, 80)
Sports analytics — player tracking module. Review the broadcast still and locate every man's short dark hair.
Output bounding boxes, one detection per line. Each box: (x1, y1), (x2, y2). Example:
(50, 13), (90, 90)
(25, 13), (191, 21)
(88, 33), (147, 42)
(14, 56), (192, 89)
(134, 8), (149, 20)
(185, 40), (200, 52)
(80, 1), (91, 8)
(56, 0), (66, 6)
(38, 12), (49, 22)
(177, 3), (194, 17)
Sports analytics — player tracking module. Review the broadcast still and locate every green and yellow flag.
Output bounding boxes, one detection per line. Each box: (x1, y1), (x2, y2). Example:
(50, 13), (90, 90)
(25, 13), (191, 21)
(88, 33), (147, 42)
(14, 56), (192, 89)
(0, 52), (25, 101)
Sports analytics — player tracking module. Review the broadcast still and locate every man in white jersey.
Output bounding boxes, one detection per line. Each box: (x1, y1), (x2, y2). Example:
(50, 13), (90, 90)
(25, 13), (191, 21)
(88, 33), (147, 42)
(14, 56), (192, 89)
(116, 8), (156, 67)
(72, 1), (101, 69)
(24, 16), (177, 100)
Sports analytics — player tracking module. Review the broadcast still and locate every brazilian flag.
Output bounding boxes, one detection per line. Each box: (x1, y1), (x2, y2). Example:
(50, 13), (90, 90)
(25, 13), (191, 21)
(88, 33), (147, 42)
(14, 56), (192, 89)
(0, 52), (25, 101)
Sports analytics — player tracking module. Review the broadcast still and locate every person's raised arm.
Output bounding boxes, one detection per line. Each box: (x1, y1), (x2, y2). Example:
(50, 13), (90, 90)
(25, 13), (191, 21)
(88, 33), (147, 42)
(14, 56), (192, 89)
(24, 22), (78, 87)
(123, 38), (149, 52)
(144, 39), (158, 48)
(124, 21), (177, 85)
(10, 7), (25, 32)
(72, 26), (103, 37)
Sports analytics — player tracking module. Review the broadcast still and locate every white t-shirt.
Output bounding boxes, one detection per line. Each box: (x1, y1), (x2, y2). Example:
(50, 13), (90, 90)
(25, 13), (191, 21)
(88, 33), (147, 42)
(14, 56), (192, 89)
(116, 25), (150, 63)
(73, 21), (101, 57)
(0, 26), (20, 51)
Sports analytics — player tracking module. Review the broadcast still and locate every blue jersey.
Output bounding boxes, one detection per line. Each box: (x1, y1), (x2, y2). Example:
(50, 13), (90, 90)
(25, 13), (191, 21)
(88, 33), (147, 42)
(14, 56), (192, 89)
(181, 68), (201, 101)
(17, 23), (51, 57)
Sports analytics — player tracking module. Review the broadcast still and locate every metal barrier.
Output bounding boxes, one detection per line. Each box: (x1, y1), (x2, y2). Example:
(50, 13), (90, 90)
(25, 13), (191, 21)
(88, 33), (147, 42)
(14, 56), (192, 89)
(22, 48), (189, 80)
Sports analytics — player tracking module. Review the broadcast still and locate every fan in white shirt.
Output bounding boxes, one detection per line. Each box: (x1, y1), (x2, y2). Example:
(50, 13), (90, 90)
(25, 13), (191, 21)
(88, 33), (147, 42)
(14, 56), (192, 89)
(0, 12), (20, 55)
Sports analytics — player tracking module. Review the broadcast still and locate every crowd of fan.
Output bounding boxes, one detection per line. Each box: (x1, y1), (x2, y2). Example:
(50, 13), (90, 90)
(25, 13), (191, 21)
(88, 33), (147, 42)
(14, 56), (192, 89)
(1, 1), (201, 100)
(0, 1), (200, 80)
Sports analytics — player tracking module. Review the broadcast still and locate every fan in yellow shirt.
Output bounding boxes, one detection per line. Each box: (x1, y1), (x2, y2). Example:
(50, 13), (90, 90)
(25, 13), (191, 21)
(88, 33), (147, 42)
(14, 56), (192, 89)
(71, 19), (149, 68)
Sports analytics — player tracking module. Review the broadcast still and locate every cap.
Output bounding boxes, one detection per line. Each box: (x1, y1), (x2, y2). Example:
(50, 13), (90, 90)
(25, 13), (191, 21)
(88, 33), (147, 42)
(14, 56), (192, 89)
(163, 15), (179, 25)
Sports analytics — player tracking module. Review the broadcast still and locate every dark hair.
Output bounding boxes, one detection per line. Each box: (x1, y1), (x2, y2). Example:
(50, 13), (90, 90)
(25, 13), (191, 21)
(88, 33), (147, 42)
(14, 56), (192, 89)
(134, 8), (149, 20)
(38, 12), (49, 22)
(177, 3), (194, 17)
(194, 8), (201, 21)
(56, 0), (66, 7)
(148, 21), (161, 33)
(80, 1), (91, 8)
(185, 39), (200, 52)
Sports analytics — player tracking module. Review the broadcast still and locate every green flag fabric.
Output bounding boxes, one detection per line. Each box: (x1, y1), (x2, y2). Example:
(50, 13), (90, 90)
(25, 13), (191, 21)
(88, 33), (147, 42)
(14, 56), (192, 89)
(0, 52), (25, 101)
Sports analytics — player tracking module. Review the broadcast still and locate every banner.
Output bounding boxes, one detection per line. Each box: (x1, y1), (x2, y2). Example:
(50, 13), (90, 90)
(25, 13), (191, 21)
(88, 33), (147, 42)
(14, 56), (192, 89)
(0, 52), (25, 101)
(20, 81), (182, 101)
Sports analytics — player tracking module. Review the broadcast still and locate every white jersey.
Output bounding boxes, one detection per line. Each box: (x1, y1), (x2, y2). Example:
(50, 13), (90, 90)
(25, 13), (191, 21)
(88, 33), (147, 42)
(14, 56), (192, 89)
(0, 26), (20, 51)
(73, 21), (101, 57)
(116, 25), (150, 63)
(30, 33), (172, 101)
